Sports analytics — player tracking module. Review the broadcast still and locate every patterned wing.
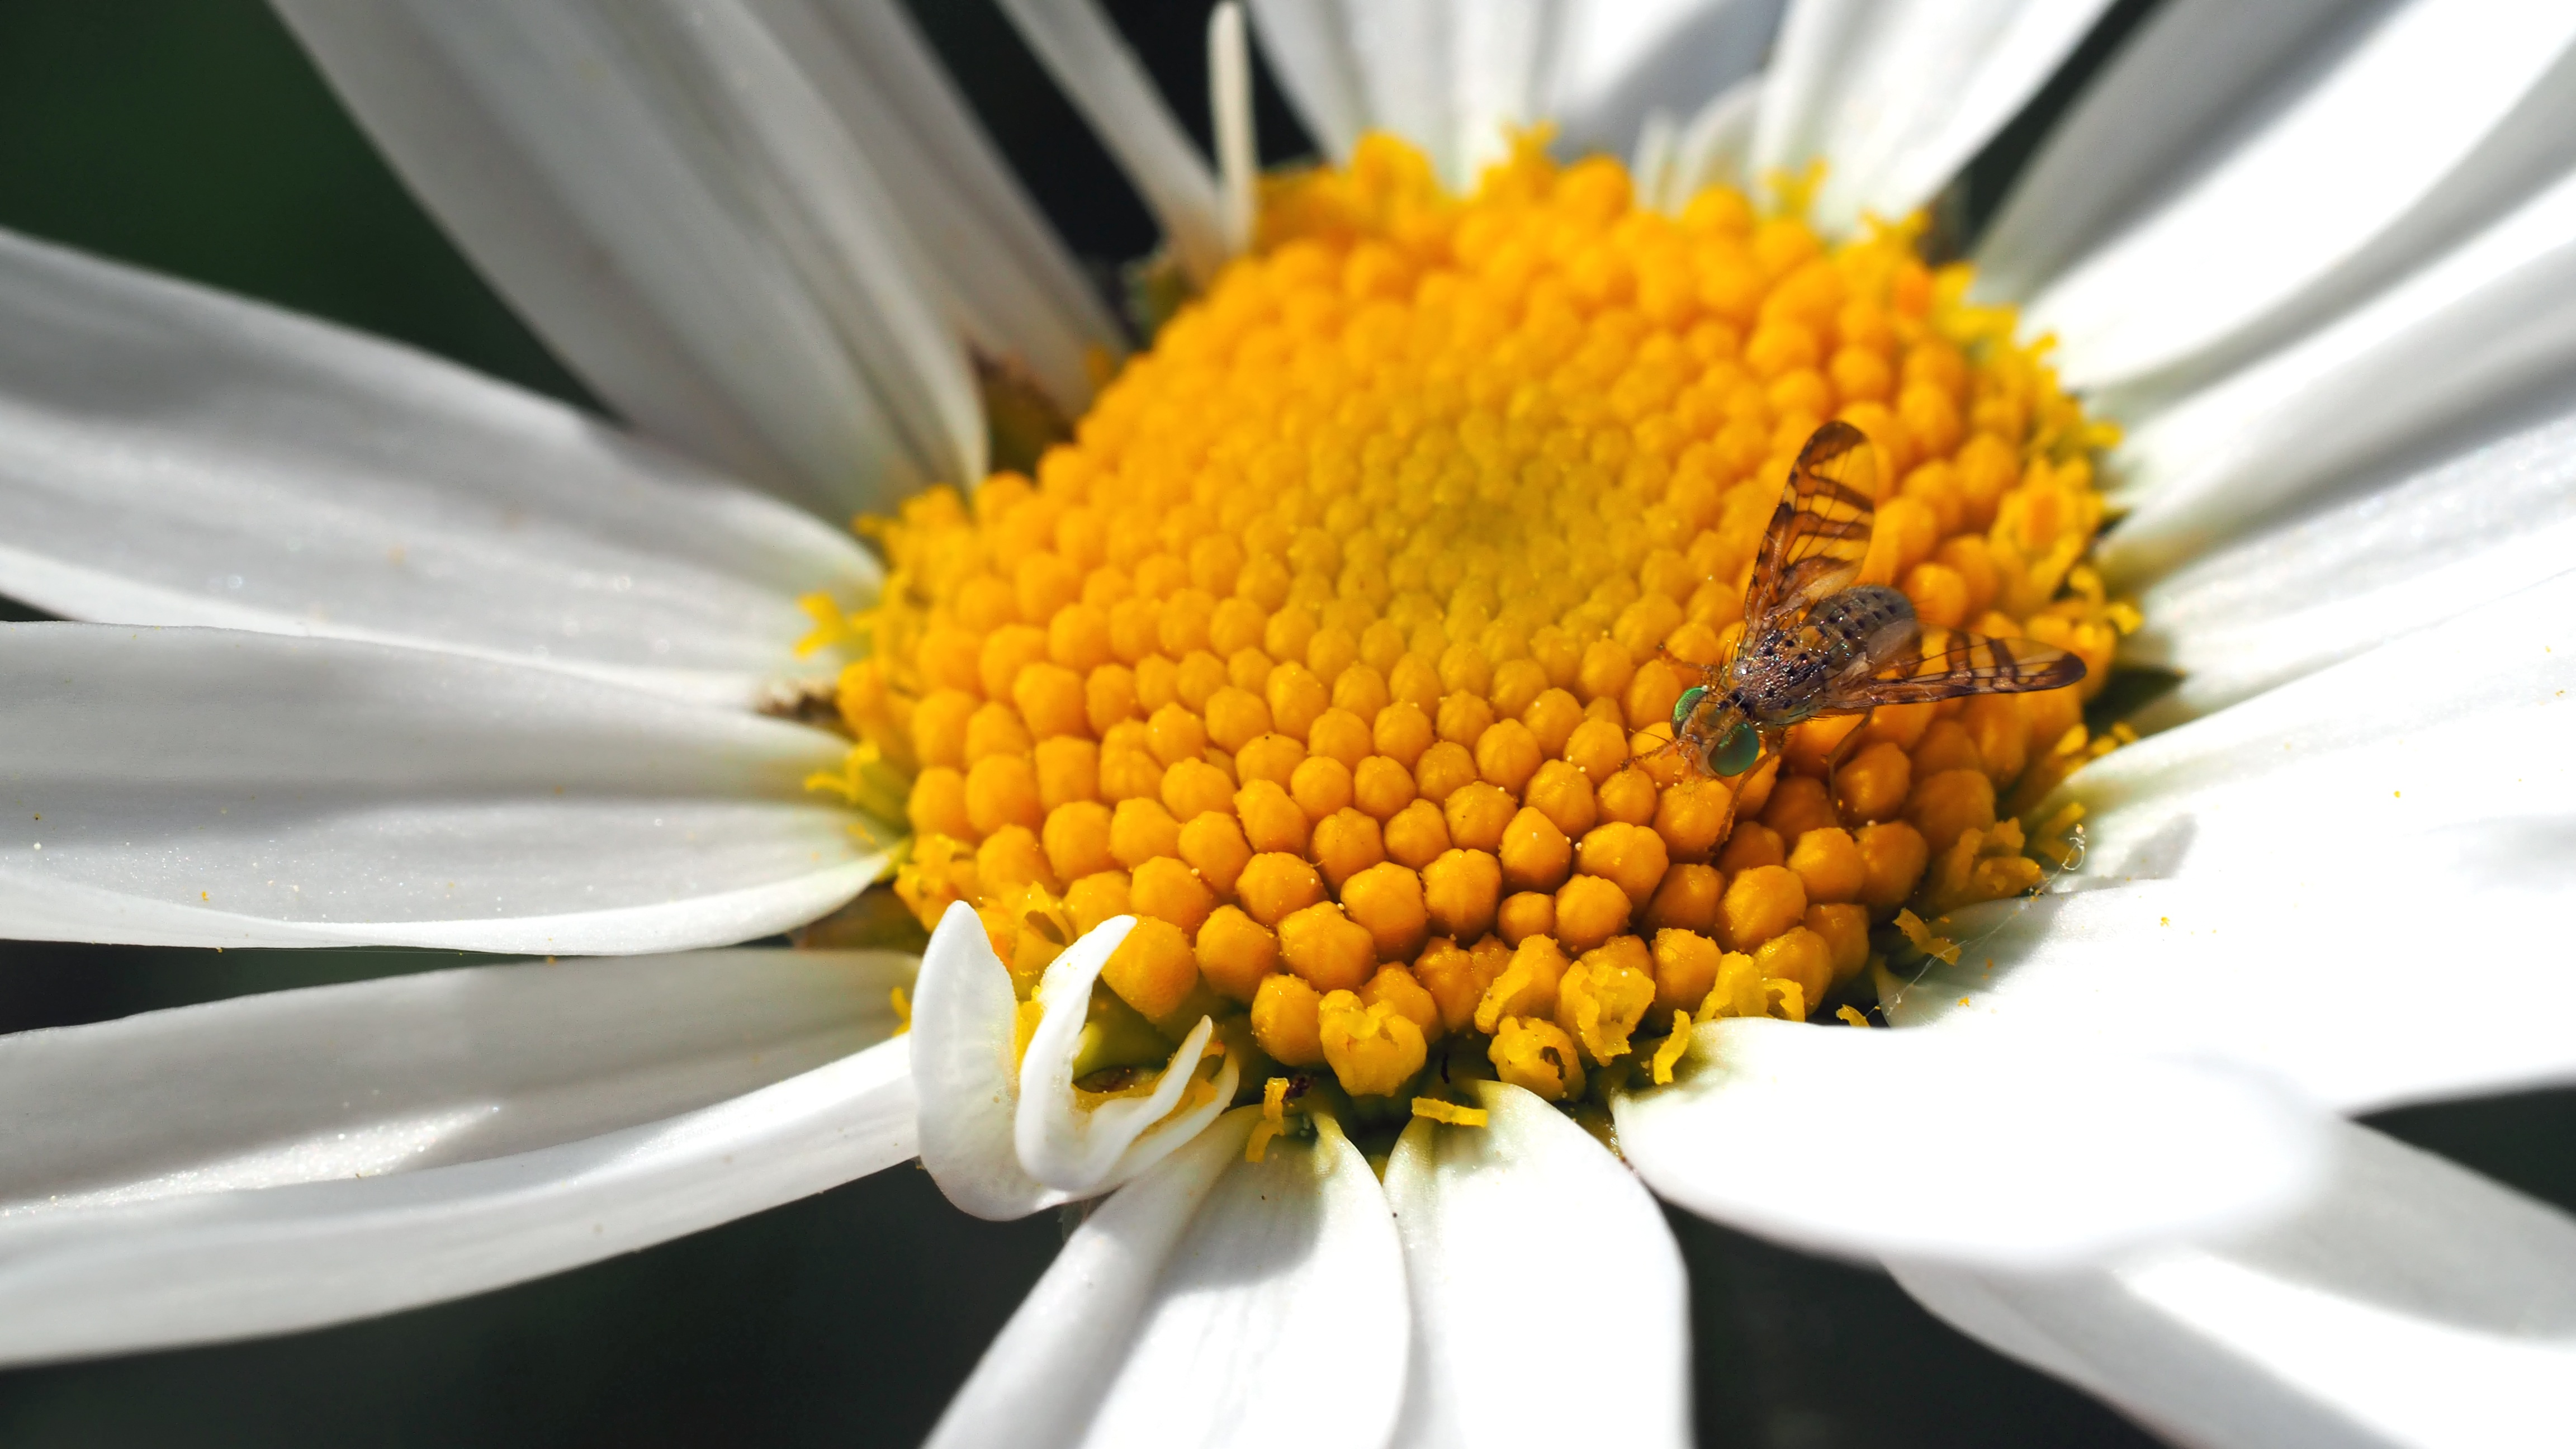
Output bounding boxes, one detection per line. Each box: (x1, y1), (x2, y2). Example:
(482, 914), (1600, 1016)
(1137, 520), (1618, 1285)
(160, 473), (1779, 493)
(1828, 631), (2086, 707)
(1744, 420), (1880, 630)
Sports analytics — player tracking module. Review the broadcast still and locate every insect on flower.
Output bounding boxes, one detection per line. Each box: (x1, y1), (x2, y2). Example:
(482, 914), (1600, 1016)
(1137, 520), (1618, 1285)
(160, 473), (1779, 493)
(1672, 420), (2086, 778)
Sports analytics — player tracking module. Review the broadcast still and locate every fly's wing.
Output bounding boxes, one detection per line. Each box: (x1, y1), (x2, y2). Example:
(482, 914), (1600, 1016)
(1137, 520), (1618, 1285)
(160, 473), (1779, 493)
(1742, 420), (1880, 632)
(1827, 631), (2086, 707)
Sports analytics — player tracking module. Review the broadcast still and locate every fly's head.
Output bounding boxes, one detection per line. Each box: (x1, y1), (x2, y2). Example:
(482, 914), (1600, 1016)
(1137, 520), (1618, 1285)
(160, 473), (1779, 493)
(1671, 684), (1761, 777)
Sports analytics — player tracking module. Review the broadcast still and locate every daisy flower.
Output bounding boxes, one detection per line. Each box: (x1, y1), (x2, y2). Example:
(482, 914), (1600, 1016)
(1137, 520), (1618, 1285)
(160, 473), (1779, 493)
(2, 2), (2572, 1445)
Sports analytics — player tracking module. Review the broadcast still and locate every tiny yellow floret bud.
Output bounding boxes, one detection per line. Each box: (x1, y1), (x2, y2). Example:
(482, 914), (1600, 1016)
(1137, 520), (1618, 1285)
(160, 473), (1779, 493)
(1488, 1016), (1584, 1101)
(1320, 989), (1428, 1097)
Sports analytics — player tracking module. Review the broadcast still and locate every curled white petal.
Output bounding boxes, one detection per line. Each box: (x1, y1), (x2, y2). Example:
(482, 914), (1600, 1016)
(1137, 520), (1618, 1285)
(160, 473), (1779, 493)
(0, 949), (916, 1364)
(1014, 917), (1239, 1196)
(1613, 1016), (2329, 1269)
(1893, 1121), (2576, 1449)
(913, 902), (1069, 1221)
(1386, 1080), (1690, 1449)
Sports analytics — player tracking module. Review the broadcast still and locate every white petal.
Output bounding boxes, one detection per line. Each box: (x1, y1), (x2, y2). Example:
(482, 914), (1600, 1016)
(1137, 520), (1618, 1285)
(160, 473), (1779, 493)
(1014, 917), (1241, 1196)
(1433, 2), (1555, 187)
(913, 901), (1069, 1221)
(993, 0), (1229, 281)
(1210, 2), (1259, 255)
(1753, 0), (2118, 233)
(1325, 0), (1517, 190)
(1890, 570), (2576, 1110)
(0, 624), (877, 953)
(0, 949), (916, 1363)
(1973, 0), (2356, 303)
(2101, 164), (2576, 586)
(1247, 0), (1777, 189)
(1631, 110), (1681, 209)
(276, 0), (982, 516)
(1542, 0), (1783, 169)
(1893, 1120), (2576, 1449)
(1, 948), (903, 1209)
(930, 1109), (1409, 1449)
(736, 0), (1125, 412)
(1655, 74), (1764, 212)
(1079, 1113), (1404, 1447)
(1385, 1081), (1691, 1449)
(2071, 564), (2576, 897)
(1244, 0), (1367, 162)
(2023, 3), (2576, 394)
(929, 1112), (1249, 1449)
(1341, 0), (1608, 188)
(0, 227), (873, 708)
(1612, 1016), (2329, 1268)
(1884, 875), (2576, 1120)
(1257, 1), (1606, 190)
(2127, 404), (2576, 723)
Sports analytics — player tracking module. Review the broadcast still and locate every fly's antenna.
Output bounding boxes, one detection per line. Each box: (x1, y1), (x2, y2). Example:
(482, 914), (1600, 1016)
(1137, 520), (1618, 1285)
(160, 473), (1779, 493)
(1652, 642), (1728, 689)
(1628, 719), (1706, 780)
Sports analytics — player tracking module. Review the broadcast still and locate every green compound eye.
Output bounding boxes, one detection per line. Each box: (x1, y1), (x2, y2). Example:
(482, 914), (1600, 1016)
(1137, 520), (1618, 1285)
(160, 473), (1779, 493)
(1670, 685), (1707, 731)
(1707, 721), (1761, 776)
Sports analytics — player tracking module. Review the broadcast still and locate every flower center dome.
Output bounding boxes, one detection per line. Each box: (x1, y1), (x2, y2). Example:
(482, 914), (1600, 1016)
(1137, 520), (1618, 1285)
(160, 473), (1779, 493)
(834, 136), (2129, 1112)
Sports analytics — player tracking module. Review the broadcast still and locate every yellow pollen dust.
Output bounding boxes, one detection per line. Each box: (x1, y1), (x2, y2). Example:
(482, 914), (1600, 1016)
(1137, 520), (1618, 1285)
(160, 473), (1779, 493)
(835, 134), (2128, 1105)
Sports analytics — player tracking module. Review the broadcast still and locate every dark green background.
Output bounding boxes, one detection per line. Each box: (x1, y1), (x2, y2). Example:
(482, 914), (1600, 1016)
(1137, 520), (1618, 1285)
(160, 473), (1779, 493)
(0, 2), (2566, 1445)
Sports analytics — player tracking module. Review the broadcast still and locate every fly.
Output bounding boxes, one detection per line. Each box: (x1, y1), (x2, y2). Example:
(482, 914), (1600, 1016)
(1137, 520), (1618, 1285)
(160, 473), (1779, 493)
(1672, 420), (2086, 778)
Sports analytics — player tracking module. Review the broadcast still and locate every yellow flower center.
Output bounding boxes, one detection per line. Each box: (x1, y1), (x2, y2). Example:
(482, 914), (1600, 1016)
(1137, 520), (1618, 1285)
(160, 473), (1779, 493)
(830, 134), (2132, 1111)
